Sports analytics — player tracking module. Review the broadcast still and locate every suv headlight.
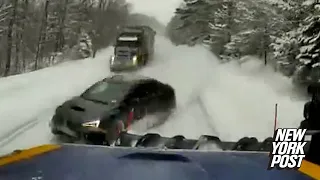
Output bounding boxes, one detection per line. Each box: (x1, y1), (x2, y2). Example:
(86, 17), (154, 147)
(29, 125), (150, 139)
(110, 56), (115, 64)
(82, 120), (100, 127)
(132, 56), (137, 65)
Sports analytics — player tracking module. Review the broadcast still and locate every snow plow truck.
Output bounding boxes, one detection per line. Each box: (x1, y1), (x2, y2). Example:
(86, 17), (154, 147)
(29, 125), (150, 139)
(109, 26), (156, 72)
(1, 132), (320, 180)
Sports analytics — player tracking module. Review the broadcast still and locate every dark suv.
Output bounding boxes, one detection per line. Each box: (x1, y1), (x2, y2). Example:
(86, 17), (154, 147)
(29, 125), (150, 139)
(50, 74), (176, 145)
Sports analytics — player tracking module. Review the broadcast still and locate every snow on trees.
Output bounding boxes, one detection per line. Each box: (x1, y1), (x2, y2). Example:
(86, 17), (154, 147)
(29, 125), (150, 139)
(0, 0), (130, 76)
(294, 2), (320, 84)
(0, 2), (11, 37)
(0, 2), (12, 74)
(166, 0), (320, 83)
(170, 0), (283, 60)
(77, 31), (93, 59)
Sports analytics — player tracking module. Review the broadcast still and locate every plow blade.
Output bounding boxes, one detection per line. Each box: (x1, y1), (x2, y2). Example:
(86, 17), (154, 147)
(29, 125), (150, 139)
(115, 132), (310, 152)
(0, 132), (319, 180)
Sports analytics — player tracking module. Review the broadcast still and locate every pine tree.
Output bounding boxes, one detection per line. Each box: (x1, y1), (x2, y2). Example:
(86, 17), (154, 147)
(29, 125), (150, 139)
(266, 0), (310, 76)
(175, 0), (219, 45)
(169, 0), (285, 60)
(294, 1), (320, 84)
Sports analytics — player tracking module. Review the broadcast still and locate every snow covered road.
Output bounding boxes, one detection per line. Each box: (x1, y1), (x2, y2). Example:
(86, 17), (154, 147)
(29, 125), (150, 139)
(0, 48), (113, 153)
(0, 35), (306, 154)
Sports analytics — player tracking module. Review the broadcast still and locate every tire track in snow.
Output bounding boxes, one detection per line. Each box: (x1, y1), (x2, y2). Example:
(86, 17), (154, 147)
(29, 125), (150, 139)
(178, 92), (220, 136)
(0, 108), (53, 149)
(0, 120), (40, 148)
(195, 95), (220, 137)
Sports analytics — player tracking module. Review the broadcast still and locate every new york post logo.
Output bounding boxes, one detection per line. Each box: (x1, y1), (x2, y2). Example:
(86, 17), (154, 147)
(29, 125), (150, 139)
(268, 128), (307, 170)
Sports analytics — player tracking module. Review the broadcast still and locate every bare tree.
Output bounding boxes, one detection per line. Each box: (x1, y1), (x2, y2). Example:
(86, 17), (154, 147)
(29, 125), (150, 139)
(34, 0), (49, 70)
(14, 0), (29, 72)
(4, 0), (18, 76)
(0, 2), (11, 36)
(21, 0), (29, 70)
(0, 2), (11, 72)
(54, 0), (68, 53)
(0, 0), (130, 77)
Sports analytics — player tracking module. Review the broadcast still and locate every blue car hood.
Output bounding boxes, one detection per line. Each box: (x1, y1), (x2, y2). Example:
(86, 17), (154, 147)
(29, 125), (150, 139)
(0, 144), (318, 180)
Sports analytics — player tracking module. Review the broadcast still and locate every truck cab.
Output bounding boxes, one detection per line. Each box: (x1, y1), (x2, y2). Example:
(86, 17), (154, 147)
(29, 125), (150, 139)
(109, 26), (155, 72)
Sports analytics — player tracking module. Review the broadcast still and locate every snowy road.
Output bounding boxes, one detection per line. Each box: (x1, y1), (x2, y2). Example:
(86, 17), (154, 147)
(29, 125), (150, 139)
(0, 49), (113, 153)
(0, 35), (306, 154)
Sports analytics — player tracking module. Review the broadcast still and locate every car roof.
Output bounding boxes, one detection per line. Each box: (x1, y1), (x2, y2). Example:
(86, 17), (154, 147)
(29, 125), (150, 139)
(104, 74), (152, 85)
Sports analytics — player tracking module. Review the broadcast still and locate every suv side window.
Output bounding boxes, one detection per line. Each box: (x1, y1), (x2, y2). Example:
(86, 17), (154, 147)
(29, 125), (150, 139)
(126, 81), (162, 104)
(148, 80), (165, 96)
(130, 83), (149, 100)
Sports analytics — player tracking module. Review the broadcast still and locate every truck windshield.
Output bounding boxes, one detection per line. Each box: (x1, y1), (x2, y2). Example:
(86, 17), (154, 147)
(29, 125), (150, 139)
(115, 47), (138, 53)
(116, 33), (142, 47)
(116, 39), (141, 47)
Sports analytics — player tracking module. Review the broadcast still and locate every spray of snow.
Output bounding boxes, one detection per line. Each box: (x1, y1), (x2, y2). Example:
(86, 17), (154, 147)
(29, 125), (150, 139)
(126, 0), (306, 141)
(130, 36), (305, 141)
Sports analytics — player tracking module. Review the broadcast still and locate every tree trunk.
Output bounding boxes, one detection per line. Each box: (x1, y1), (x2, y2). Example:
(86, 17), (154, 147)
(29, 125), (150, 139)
(35, 0), (49, 70)
(264, 50), (267, 65)
(264, 23), (268, 66)
(15, 28), (20, 73)
(21, 0), (29, 71)
(4, 0), (18, 76)
(226, 1), (233, 44)
(55, 0), (67, 52)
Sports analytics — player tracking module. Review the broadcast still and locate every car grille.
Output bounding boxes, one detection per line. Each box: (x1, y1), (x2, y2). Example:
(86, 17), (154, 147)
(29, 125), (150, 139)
(116, 54), (131, 60)
(115, 47), (135, 60)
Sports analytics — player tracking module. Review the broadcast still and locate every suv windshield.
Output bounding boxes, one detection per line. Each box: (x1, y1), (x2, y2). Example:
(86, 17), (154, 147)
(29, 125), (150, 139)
(81, 81), (131, 104)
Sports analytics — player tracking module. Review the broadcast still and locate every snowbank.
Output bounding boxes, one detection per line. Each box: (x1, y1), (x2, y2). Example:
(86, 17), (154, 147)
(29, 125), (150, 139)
(0, 48), (112, 149)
